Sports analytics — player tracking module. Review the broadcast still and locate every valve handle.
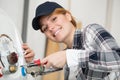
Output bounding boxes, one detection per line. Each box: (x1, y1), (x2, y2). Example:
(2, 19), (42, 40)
(33, 59), (41, 66)
(21, 66), (26, 76)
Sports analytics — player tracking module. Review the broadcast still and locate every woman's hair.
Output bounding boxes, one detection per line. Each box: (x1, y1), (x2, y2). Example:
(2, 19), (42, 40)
(39, 8), (77, 32)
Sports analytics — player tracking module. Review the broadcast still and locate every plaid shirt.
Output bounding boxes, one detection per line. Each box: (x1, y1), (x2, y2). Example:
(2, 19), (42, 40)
(65, 24), (120, 80)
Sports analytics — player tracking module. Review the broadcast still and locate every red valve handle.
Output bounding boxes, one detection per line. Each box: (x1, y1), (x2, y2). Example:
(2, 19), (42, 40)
(33, 59), (48, 66)
(34, 59), (41, 66)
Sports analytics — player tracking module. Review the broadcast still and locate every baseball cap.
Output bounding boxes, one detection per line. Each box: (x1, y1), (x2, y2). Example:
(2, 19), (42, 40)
(32, 1), (63, 30)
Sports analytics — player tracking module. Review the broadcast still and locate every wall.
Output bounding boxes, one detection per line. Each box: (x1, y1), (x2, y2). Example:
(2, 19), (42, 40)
(111, 0), (120, 45)
(0, 0), (24, 34)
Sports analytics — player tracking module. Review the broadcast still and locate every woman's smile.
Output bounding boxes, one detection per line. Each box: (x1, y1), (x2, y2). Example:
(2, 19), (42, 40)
(53, 27), (62, 37)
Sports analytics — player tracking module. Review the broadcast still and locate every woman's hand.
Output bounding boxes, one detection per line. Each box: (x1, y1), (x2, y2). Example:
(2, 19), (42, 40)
(41, 50), (66, 69)
(22, 43), (35, 63)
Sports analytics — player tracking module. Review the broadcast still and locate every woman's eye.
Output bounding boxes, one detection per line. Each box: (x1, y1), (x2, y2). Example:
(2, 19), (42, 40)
(42, 26), (48, 32)
(52, 17), (57, 21)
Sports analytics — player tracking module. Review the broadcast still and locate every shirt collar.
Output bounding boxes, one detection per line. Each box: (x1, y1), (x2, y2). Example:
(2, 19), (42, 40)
(72, 29), (83, 49)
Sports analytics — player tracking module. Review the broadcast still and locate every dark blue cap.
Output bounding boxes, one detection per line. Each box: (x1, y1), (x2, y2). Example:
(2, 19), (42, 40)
(32, 1), (63, 30)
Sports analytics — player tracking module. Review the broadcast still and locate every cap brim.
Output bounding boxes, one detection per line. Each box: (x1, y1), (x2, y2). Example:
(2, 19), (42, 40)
(32, 17), (40, 30)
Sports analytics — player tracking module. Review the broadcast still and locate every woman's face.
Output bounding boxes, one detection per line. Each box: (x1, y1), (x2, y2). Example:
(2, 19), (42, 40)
(40, 13), (75, 43)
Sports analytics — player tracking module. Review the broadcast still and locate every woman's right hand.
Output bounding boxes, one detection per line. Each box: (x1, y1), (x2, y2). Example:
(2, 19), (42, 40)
(41, 50), (66, 69)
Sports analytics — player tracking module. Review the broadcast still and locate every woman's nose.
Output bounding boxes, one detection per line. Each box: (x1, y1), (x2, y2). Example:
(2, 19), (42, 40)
(47, 23), (55, 31)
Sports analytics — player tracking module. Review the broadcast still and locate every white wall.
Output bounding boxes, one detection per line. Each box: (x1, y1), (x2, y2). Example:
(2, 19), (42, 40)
(0, 0), (24, 34)
(71, 0), (107, 27)
(111, 0), (120, 45)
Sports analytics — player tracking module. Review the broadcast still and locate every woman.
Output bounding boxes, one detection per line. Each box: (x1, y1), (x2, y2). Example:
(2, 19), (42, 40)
(28, 1), (120, 80)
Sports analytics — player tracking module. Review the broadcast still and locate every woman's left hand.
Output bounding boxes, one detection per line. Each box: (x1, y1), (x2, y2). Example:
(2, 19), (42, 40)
(22, 43), (35, 63)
